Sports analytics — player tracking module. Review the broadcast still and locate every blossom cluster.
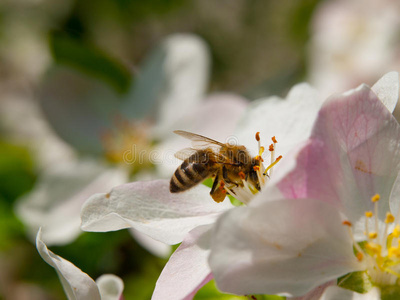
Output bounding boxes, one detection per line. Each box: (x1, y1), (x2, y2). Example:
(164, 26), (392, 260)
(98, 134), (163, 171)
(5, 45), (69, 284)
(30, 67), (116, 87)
(34, 37), (400, 299)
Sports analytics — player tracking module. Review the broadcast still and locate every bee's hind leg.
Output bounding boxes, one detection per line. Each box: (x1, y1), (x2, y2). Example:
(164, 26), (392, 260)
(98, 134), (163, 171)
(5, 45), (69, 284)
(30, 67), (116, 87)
(210, 171), (226, 203)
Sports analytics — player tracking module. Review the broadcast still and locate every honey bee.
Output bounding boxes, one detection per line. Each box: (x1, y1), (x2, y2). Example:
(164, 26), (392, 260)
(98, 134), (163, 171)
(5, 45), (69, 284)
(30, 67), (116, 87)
(170, 130), (261, 203)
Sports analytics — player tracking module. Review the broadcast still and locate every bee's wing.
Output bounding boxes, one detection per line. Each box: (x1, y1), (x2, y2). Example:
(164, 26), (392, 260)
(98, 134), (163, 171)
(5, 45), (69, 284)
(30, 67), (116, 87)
(173, 130), (224, 150)
(174, 148), (224, 164)
(174, 148), (198, 161)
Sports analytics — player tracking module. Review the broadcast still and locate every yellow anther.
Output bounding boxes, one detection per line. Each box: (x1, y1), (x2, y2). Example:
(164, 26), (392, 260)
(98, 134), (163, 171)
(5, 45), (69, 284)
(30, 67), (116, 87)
(255, 155), (264, 162)
(269, 144), (274, 151)
(393, 225), (400, 238)
(385, 212), (395, 224)
(259, 146), (265, 156)
(369, 232), (378, 239)
(272, 136), (277, 143)
(356, 252), (364, 261)
(388, 247), (400, 258)
(366, 242), (382, 256)
(263, 155), (282, 175)
(253, 166), (260, 172)
(371, 194), (380, 202)
(255, 132), (260, 141)
(365, 211), (373, 218)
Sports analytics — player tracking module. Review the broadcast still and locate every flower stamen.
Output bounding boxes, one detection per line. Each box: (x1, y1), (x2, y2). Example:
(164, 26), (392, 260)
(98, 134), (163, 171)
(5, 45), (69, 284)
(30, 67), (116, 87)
(263, 156), (282, 176)
(269, 137), (277, 177)
(372, 194), (380, 239)
(345, 193), (400, 286)
(343, 220), (366, 261)
(227, 133), (282, 205)
(369, 232), (378, 240)
(102, 118), (153, 173)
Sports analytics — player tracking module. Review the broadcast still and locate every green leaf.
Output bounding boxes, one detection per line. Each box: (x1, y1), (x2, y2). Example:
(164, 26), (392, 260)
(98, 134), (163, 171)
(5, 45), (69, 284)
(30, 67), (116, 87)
(288, 0), (321, 44)
(202, 178), (214, 188)
(49, 34), (132, 94)
(381, 285), (400, 300)
(337, 271), (373, 294)
(257, 295), (286, 300)
(0, 141), (35, 203)
(0, 198), (25, 251)
(194, 280), (285, 300)
(122, 256), (164, 300)
(194, 280), (246, 299)
(229, 195), (243, 206)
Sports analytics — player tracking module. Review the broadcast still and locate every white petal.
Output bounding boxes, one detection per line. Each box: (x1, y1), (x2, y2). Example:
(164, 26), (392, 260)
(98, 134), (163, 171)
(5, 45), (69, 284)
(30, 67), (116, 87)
(81, 180), (233, 245)
(209, 198), (363, 297)
(152, 225), (213, 300)
(129, 228), (171, 258)
(390, 171), (400, 218)
(36, 228), (101, 300)
(320, 286), (380, 300)
(16, 160), (128, 245)
(0, 94), (76, 170)
(130, 34), (209, 135)
(235, 83), (323, 157)
(156, 34), (209, 133)
(40, 66), (125, 154)
(96, 274), (124, 300)
(292, 281), (335, 300)
(371, 71), (399, 113)
(308, 0), (400, 100)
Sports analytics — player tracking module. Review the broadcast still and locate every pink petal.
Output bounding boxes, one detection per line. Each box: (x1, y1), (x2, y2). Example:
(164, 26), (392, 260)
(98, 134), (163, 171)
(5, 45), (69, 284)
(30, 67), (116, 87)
(152, 225), (213, 300)
(209, 198), (363, 297)
(278, 85), (400, 226)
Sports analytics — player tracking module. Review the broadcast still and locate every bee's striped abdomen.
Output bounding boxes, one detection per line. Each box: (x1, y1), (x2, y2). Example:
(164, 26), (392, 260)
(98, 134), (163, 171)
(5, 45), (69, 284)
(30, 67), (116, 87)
(170, 152), (214, 193)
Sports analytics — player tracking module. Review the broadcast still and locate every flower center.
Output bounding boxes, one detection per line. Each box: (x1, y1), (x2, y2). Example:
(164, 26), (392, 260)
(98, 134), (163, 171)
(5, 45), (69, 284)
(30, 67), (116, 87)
(221, 132), (282, 205)
(101, 118), (154, 174)
(343, 194), (400, 287)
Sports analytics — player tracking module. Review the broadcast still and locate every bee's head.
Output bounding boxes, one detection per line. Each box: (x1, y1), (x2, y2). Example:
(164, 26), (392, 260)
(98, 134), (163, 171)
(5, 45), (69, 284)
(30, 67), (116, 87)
(220, 133), (281, 205)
